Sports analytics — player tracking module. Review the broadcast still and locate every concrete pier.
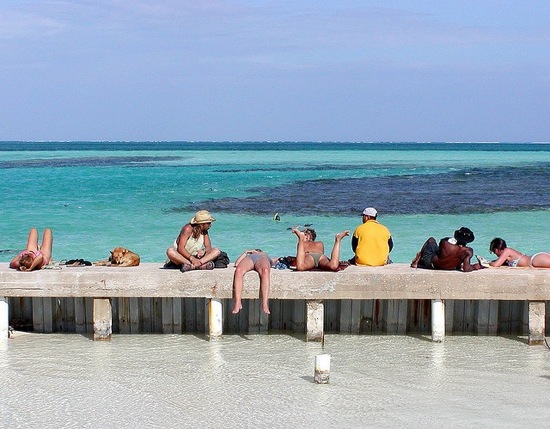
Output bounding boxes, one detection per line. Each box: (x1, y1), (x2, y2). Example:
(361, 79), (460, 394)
(1, 263), (549, 342)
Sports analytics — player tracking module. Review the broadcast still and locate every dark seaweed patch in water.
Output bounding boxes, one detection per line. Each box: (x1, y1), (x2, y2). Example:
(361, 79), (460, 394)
(178, 164), (550, 216)
(214, 163), (408, 173)
(0, 249), (18, 255)
(0, 156), (183, 168)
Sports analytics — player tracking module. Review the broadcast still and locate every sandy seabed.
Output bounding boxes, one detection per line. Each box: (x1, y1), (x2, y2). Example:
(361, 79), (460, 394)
(1, 333), (550, 428)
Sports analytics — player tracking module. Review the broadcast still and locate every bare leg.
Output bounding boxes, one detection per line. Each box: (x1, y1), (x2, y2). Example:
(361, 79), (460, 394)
(166, 247), (192, 266)
(411, 237), (436, 268)
(26, 228), (39, 250)
(198, 247), (221, 265)
(40, 228), (53, 262)
(292, 228), (314, 271)
(166, 247), (221, 269)
(531, 252), (550, 268)
(255, 258), (272, 314)
(232, 257), (254, 314)
(410, 251), (421, 268)
(320, 230), (349, 271)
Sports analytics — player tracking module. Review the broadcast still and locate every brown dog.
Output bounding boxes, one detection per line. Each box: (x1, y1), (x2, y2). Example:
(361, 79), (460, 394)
(94, 247), (140, 267)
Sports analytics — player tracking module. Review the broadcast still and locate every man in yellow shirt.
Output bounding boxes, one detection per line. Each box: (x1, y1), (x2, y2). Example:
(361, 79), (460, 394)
(351, 207), (393, 266)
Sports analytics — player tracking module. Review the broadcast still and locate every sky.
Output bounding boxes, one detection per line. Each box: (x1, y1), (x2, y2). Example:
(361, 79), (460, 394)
(1, 1), (549, 142)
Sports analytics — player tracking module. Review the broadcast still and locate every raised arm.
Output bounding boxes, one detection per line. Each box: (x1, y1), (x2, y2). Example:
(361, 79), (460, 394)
(9, 254), (21, 270)
(28, 253), (44, 270)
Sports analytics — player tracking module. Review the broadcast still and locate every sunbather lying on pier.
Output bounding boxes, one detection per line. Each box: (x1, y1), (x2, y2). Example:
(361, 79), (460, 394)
(10, 228), (53, 271)
(292, 228), (349, 271)
(482, 238), (550, 268)
(410, 227), (483, 272)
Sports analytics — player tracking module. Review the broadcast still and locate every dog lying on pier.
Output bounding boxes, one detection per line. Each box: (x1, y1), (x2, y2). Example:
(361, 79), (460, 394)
(94, 247), (140, 267)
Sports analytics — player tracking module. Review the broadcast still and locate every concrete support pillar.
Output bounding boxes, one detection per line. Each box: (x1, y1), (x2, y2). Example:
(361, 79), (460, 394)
(93, 298), (112, 341)
(306, 300), (324, 342)
(209, 298), (223, 339)
(431, 299), (445, 342)
(0, 297), (8, 340)
(528, 300), (545, 345)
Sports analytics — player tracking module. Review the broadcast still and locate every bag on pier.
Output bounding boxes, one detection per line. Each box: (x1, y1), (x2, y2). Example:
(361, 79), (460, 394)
(214, 251), (230, 268)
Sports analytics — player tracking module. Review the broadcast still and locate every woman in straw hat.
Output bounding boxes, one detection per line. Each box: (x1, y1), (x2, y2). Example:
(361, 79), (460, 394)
(165, 210), (221, 272)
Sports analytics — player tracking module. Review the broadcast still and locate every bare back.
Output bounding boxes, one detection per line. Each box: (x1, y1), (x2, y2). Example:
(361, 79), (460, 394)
(432, 239), (475, 272)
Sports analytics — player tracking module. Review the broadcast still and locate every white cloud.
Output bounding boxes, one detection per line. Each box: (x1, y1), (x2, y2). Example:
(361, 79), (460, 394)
(1, 0), (550, 140)
(0, 8), (64, 39)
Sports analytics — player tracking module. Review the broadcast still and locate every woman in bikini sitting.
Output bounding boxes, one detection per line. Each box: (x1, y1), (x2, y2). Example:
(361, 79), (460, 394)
(231, 249), (278, 315)
(487, 237), (550, 268)
(292, 228), (349, 271)
(10, 228), (53, 271)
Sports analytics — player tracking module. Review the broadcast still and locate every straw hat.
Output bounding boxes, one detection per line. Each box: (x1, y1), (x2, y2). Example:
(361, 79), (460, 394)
(189, 210), (216, 224)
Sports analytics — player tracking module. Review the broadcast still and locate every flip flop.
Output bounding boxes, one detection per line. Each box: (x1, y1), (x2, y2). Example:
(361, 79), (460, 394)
(476, 255), (491, 268)
(64, 259), (92, 267)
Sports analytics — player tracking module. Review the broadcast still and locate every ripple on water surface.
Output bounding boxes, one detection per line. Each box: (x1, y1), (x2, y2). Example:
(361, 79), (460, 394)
(2, 333), (550, 428)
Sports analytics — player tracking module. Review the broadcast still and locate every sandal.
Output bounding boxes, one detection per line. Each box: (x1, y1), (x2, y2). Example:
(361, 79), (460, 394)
(180, 264), (194, 273)
(62, 259), (92, 267)
(199, 261), (215, 270)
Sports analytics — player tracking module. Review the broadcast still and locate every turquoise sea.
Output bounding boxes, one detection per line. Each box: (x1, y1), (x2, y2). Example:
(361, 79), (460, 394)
(0, 142), (548, 264)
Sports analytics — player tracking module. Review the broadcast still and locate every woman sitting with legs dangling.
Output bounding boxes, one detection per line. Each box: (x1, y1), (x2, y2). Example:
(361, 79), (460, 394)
(231, 249), (277, 315)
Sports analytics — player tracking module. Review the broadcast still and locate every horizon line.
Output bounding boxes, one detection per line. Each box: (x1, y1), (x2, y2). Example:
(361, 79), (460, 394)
(0, 140), (549, 144)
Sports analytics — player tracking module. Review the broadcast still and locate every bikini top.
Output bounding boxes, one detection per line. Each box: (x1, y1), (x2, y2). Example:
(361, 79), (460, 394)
(18, 249), (42, 259)
(506, 255), (523, 267)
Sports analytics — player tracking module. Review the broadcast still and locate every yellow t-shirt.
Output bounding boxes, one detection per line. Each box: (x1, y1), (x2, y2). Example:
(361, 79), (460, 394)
(353, 220), (391, 266)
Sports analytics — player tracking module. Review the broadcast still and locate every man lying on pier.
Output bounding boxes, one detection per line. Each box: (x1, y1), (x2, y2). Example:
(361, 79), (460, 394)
(410, 227), (483, 272)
